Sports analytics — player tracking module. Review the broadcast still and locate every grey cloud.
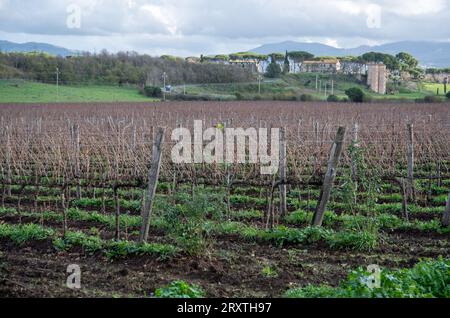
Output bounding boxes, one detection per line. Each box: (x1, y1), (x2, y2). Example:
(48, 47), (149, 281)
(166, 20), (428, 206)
(0, 0), (448, 56)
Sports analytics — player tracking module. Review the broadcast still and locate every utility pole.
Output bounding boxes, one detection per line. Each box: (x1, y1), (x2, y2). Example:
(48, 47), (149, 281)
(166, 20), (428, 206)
(315, 74), (318, 91)
(56, 67), (60, 100)
(162, 72), (168, 101)
(257, 74), (263, 95)
(331, 80), (334, 95)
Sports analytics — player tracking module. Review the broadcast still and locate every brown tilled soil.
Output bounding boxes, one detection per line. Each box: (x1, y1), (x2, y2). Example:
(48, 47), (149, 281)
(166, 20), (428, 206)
(1, 224), (448, 298)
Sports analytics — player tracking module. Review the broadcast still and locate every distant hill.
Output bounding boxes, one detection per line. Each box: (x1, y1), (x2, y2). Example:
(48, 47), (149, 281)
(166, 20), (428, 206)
(250, 41), (450, 68)
(0, 40), (75, 57)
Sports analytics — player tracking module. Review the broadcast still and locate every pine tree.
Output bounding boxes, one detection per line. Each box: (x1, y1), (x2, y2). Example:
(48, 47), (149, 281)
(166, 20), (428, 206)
(283, 51), (290, 74)
(266, 54), (282, 78)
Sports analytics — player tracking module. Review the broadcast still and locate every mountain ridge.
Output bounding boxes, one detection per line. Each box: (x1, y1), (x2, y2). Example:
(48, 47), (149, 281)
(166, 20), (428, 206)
(249, 41), (450, 68)
(1, 39), (450, 68)
(0, 40), (75, 57)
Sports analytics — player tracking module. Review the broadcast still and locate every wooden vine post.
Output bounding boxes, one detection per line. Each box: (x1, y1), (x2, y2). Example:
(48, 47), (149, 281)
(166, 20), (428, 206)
(436, 161), (442, 187)
(351, 123), (359, 182)
(113, 185), (121, 241)
(266, 176), (276, 230)
(139, 127), (165, 243)
(70, 124), (82, 200)
(442, 193), (450, 227)
(5, 125), (12, 197)
(397, 177), (410, 222)
(406, 123), (415, 202)
(279, 127), (287, 218)
(224, 121), (232, 217)
(312, 126), (347, 227)
(61, 184), (69, 237)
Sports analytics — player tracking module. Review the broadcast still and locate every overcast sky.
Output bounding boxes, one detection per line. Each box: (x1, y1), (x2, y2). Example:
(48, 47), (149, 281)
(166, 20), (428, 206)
(0, 0), (449, 56)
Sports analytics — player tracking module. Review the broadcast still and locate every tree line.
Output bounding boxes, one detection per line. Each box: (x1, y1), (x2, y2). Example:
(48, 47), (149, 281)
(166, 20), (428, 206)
(260, 50), (423, 78)
(0, 48), (436, 86)
(0, 50), (254, 86)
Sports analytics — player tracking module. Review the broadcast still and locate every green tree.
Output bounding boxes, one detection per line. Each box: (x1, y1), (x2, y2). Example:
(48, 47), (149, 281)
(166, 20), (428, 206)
(266, 54), (282, 78)
(288, 51), (314, 62)
(361, 52), (400, 71)
(345, 87), (365, 103)
(270, 53), (285, 61)
(0, 51), (254, 86)
(396, 52), (419, 71)
(143, 86), (162, 98)
(327, 94), (340, 102)
(283, 51), (290, 74)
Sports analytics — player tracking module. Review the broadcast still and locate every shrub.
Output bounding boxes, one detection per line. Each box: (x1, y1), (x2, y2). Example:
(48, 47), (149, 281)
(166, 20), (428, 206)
(143, 86), (162, 98)
(345, 87), (365, 103)
(327, 94), (339, 102)
(272, 93), (297, 101)
(362, 94), (373, 103)
(446, 91), (450, 99)
(169, 93), (235, 101)
(235, 92), (244, 100)
(416, 95), (443, 103)
(299, 94), (314, 102)
(155, 281), (205, 298)
(162, 190), (226, 255)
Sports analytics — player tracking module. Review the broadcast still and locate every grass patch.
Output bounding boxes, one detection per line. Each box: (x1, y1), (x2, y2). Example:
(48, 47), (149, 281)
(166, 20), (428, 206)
(0, 80), (156, 103)
(0, 222), (177, 260)
(285, 257), (450, 298)
(155, 281), (205, 298)
(0, 222), (55, 245)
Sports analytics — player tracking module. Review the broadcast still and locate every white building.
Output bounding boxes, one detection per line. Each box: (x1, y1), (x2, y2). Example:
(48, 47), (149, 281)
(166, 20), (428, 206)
(300, 59), (341, 73)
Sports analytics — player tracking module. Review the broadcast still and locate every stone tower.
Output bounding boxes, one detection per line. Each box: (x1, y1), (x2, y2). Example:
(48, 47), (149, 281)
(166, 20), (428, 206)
(367, 63), (387, 94)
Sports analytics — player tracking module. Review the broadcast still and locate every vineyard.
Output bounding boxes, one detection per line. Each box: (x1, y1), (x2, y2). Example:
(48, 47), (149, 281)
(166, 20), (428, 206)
(0, 101), (449, 298)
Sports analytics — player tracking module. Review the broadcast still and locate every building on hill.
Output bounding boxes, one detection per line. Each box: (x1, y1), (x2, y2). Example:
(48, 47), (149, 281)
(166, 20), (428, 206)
(367, 62), (387, 94)
(340, 61), (368, 76)
(186, 57), (200, 64)
(300, 59), (341, 73)
(202, 55), (230, 64)
(229, 59), (263, 73)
